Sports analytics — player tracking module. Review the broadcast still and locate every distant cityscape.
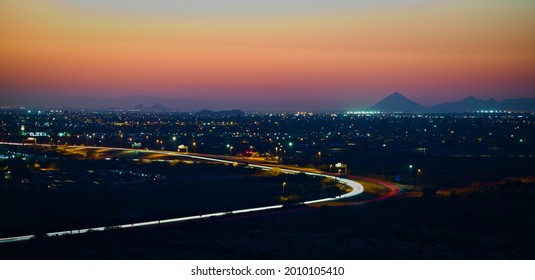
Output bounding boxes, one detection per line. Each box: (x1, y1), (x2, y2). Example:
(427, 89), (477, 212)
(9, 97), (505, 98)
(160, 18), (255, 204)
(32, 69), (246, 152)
(1, 103), (535, 259)
(2, 0), (535, 265)
(1, 108), (532, 158)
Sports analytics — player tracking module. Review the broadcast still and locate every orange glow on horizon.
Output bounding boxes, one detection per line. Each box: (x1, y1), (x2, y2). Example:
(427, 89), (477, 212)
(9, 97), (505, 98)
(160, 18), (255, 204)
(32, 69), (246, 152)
(1, 1), (534, 103)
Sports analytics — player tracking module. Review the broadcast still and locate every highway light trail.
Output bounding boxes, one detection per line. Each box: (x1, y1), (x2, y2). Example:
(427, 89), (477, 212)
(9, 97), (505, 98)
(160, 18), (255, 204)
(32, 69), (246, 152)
(347, 175), (401, 204)
(0, 142), (376, 244)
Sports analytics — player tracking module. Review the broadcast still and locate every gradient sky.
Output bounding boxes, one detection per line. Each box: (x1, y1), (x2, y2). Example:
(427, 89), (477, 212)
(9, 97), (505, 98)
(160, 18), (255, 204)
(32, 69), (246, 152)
(1, 0), (534, 108)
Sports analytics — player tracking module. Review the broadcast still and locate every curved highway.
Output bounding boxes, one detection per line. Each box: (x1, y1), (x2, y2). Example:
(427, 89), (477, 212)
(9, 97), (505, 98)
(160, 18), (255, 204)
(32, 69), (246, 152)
(349, 175), (401, 203)
(0, 142), (399, 244)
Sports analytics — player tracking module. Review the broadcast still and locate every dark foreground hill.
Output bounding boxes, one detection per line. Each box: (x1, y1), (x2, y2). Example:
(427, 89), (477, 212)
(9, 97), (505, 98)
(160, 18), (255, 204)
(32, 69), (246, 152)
(2, 180), (534, 260)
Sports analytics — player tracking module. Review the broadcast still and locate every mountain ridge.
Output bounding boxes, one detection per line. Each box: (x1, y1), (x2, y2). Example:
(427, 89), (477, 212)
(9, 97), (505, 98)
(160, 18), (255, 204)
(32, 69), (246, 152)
(369, 92), (535, 112)
(2, 93), (534, 112)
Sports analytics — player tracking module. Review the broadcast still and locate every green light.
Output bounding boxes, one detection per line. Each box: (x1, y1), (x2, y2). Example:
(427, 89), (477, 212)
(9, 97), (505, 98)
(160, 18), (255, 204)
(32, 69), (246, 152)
(288, 142), (293, 147)
(227, 144), (230, 148)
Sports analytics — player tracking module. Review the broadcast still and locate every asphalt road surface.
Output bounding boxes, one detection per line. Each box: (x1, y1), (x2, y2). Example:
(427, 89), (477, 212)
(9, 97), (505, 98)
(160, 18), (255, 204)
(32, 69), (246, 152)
(0, 142), (400, 244)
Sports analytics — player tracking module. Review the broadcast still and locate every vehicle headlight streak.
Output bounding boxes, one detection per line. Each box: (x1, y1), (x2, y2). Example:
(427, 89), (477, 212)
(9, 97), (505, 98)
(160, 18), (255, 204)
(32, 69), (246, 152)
(0, 142), (363, 244)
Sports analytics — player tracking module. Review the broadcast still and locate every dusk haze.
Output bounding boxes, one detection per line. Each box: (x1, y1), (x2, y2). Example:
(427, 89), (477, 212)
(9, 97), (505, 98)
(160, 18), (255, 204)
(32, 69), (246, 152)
(1, 0), (534, 109)
(2, 0), (535, 272)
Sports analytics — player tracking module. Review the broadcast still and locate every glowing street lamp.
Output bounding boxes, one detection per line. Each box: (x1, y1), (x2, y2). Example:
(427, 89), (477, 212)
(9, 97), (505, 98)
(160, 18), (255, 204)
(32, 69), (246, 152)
(417, 169), (422, 186)
(409, 165), (413, 185)
(318, 151), (321, 167)
(282, 182), (287, 196)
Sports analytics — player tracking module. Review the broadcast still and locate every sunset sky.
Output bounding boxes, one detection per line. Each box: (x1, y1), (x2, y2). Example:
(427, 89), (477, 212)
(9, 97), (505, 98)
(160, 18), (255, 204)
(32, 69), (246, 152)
(1, 0), (534, 108)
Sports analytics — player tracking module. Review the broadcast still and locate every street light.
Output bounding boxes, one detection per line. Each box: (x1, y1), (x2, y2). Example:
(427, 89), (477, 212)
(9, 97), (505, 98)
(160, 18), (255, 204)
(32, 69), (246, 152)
(318, 151), (321, 167)
(192, 142), (196, 152)
(409, 164), (413, 185)
(417, 169), (422, 186)
(282, 182), (286, 197)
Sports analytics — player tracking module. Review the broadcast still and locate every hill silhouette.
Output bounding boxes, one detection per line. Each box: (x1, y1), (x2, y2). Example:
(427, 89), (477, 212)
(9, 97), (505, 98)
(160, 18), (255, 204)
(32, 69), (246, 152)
(368, 92), (427, 112)
(369, 92), (535, 112)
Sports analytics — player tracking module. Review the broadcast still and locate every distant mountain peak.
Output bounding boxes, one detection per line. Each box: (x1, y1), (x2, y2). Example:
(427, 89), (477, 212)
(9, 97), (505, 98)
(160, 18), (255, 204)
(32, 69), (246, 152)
(369, 92), (426, 112)
(382, 92), (407, 100)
